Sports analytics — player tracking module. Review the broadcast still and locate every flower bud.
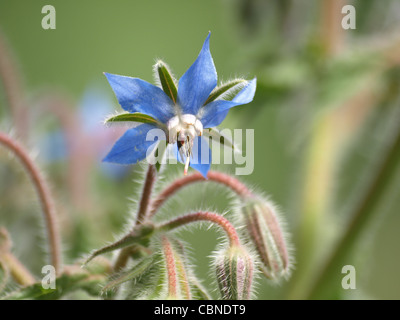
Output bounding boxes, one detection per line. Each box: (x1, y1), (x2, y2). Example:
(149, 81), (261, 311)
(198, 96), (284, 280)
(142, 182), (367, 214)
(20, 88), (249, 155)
(215, 245), (254, 300)
(160, 236), (210, 300)
(241, 198), (291, 280)
(107, 236), (209, 300)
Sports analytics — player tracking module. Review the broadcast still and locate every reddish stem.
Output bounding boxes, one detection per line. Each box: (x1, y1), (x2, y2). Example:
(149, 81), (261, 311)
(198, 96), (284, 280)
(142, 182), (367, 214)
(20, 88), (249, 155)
(135, 164), (157, 225)
(0, 30), (29, 141)
(149, 171), (253, 218)
(158, 211), (241, 247)
(161, 236), (177, 297)
(0, 132), (61, 274)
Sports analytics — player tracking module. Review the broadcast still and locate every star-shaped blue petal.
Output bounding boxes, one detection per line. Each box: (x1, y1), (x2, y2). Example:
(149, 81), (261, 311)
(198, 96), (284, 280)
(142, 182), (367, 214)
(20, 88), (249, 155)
(103, 33), (256, 177)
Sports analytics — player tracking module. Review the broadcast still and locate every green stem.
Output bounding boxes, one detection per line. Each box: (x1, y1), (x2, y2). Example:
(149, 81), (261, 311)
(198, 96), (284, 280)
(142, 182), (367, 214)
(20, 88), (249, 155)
(0, 227), (36, 286)
(306, 115), (400, 299)
(112, 164), (157, 272)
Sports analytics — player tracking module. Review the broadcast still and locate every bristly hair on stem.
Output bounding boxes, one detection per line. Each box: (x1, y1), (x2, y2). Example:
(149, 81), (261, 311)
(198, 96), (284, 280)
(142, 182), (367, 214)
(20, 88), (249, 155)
(0, 131), (61, 275)
(149, 171), (254, 219)
(157, 211), (241, 247)
(113, 164), (157, 272)
(135, 164), (157, 226)
(0, 30), (29, 141)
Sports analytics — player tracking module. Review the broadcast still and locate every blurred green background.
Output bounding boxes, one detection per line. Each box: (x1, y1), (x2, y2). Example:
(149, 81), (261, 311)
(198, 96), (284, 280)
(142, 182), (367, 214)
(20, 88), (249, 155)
(1, 0), (400, 299)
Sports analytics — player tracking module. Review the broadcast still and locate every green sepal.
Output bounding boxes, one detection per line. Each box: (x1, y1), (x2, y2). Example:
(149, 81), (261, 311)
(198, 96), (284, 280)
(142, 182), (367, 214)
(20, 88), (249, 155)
(154, 140), (168, 172)
(190, 281), (211, 300)
(155, 61), (178, 104)
(123, 252), (165, 300)
(205, 79), (248, 104)
(204, 128), (240, 152)
(101, 255), (154, 294)
(105, 112), (165, 128)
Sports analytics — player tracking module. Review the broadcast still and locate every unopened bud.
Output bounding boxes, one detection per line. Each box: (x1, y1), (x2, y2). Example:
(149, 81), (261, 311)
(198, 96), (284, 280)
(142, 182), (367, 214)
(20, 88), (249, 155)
(241, 198), (291, 280)
(161, 236), (207, 300)
(215, 245), (254, 300)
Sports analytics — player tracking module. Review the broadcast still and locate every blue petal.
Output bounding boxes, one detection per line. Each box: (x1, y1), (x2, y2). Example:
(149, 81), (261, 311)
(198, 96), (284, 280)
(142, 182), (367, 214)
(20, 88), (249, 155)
(103, 124), (163, 164)
(174, 136), (211, 178)
(199, 110), (229, 129)
(177, 33), (217, 115)
(199, 78), (257, 128)
(104, 73), (175, 123)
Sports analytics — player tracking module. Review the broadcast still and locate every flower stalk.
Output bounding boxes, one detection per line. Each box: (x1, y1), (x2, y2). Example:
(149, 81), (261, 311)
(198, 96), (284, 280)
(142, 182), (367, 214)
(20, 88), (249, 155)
(0, 132), (61, 275)
(158, 211), (241, 247)
(112, 164), (157, 272)
(0, 30), (29, 141)
(149, 171), (253, 219)
(135, 164), (157, 225)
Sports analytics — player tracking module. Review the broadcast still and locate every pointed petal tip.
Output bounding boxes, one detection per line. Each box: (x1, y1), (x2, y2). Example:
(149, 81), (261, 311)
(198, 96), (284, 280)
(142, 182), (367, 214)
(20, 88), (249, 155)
(204, 32), (211, 46)
(102, 153), (115, 164)
(177, 32), (217, 114)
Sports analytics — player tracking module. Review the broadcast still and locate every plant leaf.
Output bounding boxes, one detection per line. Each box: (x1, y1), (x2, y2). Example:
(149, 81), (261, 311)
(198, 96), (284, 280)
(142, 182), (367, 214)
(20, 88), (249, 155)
(83, 224), (154, 267)
(3, 272), (106, 300)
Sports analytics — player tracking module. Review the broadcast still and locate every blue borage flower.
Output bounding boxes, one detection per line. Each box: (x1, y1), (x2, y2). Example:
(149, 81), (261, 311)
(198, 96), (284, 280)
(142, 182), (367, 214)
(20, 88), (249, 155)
(103, 33), (256, 178)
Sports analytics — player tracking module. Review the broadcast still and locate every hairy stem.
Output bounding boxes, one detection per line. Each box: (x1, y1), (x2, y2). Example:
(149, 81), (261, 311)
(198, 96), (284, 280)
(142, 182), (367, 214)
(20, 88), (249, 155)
(161, 236), (177, 298)
(136, 164), (157, 225)
(37, 94), (91, 212)
(0, 30), (29, 141)
(0, 132), (61, 275)
(1, 252), (36, 286)
(149, 171), (253, 218)
(158, 212), (241, 247)
(113, 164), (157, 271)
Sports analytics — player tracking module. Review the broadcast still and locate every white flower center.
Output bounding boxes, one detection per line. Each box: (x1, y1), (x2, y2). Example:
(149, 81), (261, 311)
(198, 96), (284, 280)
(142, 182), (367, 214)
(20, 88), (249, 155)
(167, 114), (203, 175)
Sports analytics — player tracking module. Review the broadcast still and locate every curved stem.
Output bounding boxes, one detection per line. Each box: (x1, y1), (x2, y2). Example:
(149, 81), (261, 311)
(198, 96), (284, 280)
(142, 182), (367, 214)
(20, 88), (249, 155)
(157, 211), (241, 247)
(0, 132), (61, 275)
(0, 30), (29, 141)
(37, 94), (91, 212)
(149, 171), (253, 219)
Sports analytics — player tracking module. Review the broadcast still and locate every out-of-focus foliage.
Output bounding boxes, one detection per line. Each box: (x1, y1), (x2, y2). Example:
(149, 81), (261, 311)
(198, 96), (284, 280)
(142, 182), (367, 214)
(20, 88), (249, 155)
(1, 0), (400, 299)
